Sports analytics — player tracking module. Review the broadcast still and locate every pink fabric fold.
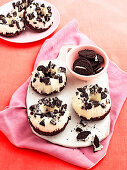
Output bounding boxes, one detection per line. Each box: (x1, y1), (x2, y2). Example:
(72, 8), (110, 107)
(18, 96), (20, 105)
(0, 19), (127, 169)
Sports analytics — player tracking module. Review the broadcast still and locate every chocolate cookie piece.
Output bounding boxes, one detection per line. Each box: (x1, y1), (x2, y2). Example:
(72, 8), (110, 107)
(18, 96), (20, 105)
(73, 58), (93, 75)
(76, 127), (82, 132)
(93, 135), (103, 152)
(78, 49), (96, 59)
(94, 66), (104, 74)
(96, 54), (104, 64)
(77, 131), (91, 141)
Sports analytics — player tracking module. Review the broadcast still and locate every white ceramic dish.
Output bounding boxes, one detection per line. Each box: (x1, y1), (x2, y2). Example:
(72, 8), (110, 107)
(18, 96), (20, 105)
(26, 45), (110, 148)
(0, 0), (60, 43)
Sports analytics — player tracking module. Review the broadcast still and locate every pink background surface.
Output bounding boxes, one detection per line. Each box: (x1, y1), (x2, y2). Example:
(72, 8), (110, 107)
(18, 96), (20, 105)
(0, 0), (127, 170)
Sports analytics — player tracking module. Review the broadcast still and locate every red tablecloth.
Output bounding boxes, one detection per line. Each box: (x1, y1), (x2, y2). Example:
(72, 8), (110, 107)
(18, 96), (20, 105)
(0, 0), (127, 170)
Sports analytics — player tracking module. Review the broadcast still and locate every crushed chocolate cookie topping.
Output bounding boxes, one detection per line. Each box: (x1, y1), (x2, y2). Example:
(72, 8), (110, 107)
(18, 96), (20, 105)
(59, 67), (66, 73)
(81, 106), (85, 109)
(77, 87), (86, 93)
(44, 14), (50, 22)
(37, 65), (47, 73)
(76, 84), (110, 109)
(27, 13), (35, 20)
(40, 119), (45, 126)
(11, 20), (16, 24)
(104, 88), (108, 93)
(90, 86), (96, 94)
(35, 72), (39, 77)
(36, 6), (41, 11)
(43, 77), (50, 85)
(76, 92), (79, 95)
(76, 127), (82, 132)
(37, 16), (42, 22)
(54, 109), (58, 114)
(47, 6), (51, 12)
(31, 61), (66, 95)
(6, 13), (12, 18)
(36, 62), (65, 85)
(9, 24), (14, 27)
(39, 97), (63, 109)
(41, 3), (45, 7)
(91, 100), (100, 107)
(106, 99), (110, 104)
(29, 97), (68, 128)
(33, 21), (37, 24)
(33, 78), (36, 83)
(60, 104), (67, 115)
(101, 103), (106, 108)
(18, 5), (23, 12)
(55, 97), (62, 108)
(50, 119), (56, 125)
(12, 2), (16, 9)
(80, 92), (88, 99)
(85, 102), (92, 110)
(16, 21), (20, 29)
(0, 18), (7, 24)
(97, 87), (102, 93)
(101, 92), (107, 99)
(77, 131), (91, 141)
(29, 105), (36, 111)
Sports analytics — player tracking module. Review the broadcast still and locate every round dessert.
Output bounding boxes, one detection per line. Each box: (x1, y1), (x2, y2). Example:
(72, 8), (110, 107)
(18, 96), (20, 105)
(72, 84), (111, 120)
(28, 97), (70, 136)
(0, 0), (26, 37)
(25, 1), (53, 32)
(31, 61), (67, 95)
(73, 49), (104, 76)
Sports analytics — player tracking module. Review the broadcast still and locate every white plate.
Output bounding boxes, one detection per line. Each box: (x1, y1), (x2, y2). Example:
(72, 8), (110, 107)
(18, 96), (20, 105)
(0, 0), (60, 43)
(26, 45), (110, 148)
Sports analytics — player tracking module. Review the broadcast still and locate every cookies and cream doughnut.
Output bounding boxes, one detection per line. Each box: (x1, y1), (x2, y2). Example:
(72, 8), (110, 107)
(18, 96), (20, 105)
(72, 84), (111, 120)
(31, 61), (67, 95)
(25, 1), (53, 32)
(28, 97), (70, 136)
(0, 0), (26, 37)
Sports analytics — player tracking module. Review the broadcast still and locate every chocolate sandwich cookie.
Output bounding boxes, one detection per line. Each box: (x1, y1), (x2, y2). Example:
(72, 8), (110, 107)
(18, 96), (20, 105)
(78, 49), (96, 59)
(73, 58), (93, 75)
(73, 49), (105, 75)
(28, 97), (70, 136)
(31, 61), (67, 95)
(25, 2), (53, 32)
(72, 84), (111, 121)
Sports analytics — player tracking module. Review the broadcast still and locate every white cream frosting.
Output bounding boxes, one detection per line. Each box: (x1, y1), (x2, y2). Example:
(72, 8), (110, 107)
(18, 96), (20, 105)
(31, 62), (67, 94)
(72, 85), (111, 120)
(25, 3), (53, 30)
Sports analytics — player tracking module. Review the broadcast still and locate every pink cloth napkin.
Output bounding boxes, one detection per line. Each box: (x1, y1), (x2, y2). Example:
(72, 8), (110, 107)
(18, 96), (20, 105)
(0, 20), (127, 169)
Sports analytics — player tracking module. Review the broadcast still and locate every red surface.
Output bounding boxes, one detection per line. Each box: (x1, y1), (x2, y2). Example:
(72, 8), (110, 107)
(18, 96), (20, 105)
(0, 0), (127, 170)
